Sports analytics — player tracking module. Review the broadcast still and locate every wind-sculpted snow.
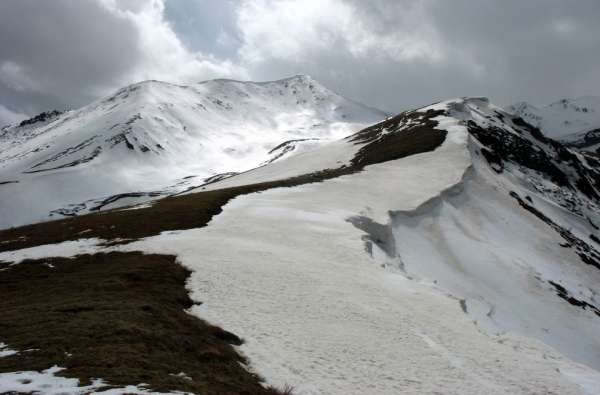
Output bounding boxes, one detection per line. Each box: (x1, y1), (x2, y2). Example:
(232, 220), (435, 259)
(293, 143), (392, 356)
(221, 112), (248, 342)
(0, 75), (385, 228)
(360, 98), (600, 375)
(389, 163), (600, 370)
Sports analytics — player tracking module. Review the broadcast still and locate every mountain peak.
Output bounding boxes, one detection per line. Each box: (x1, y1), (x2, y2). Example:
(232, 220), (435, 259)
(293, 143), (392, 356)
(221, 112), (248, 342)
(0, 74), (385, 227)
(284, 73), (316, 83)
(199, 74), (314, 84)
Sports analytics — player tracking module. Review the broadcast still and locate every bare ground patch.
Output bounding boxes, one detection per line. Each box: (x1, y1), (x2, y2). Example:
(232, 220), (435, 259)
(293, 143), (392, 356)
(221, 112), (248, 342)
(0, 251), (283, 394)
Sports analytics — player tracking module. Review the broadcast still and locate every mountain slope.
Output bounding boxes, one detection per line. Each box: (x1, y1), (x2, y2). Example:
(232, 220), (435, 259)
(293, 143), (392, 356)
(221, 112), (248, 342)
(1, 97), (600, 394)
(509, 97), (600, 153)
(0, 75), (385, 229)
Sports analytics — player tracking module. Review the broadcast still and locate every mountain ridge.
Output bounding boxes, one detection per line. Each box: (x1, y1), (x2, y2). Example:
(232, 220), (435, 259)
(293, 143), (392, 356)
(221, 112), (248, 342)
(0, 75), (385, 228)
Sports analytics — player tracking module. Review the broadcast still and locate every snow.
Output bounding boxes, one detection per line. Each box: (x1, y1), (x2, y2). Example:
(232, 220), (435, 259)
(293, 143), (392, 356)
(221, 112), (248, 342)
(0, 238), (102, 264)
(0, 343), (17, 358)
(99, 109), (593, 394)
(561, 366), (600, 395)
(0, 75), (385, 229)
(188, 137), (360, 193)
(389, 155), (600, 370)
(0, 365), (184, 395)
(508, 96), (600, 139)
(378, 97), (600, 372)
(192, 100), (471, 195)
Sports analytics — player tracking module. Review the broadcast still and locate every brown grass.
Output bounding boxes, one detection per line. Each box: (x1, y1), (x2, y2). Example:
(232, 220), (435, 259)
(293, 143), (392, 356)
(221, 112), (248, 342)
(0, 252), (282, 394)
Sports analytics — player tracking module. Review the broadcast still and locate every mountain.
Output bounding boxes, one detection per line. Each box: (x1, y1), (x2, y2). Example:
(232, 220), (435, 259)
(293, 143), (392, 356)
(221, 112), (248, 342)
(0, 75), (386, 228)
(1, 97), (600, 394)
(508, 96), (600, 153)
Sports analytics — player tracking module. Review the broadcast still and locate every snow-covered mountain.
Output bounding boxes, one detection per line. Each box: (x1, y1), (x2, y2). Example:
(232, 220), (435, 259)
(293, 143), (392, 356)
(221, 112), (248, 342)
(0, 75), (386, 228)
(1, 96), (600, 394)
(509, 97), (600, 153)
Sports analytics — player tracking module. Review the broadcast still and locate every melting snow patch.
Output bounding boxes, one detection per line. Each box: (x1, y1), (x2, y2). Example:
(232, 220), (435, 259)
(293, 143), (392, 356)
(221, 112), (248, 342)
(0, 343), (17, 358)
(0, 365), (184, 394)
(0, 238), (102, 264)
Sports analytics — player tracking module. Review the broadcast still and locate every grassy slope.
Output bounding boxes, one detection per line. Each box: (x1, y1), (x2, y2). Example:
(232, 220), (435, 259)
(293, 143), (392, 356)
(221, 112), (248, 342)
(0, 252), (282, 394)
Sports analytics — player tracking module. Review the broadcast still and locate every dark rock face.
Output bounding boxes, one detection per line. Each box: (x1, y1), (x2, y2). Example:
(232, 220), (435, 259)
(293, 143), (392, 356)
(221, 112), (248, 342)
(26, 136), (102, 173)
(464, 109), (600, 216)
(564, 128), (600, 153)
(509, 190), (600, 272)
(468, 120), (571, 187)
(549, 280), (600, 317)
(18, 110), (63, 127)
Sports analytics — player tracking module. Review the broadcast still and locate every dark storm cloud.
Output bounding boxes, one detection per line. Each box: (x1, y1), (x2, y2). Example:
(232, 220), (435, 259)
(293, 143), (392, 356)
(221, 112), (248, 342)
(233, 0), (600, 112)
(0, 0), (141, 118)
(397, 0), (600, 106)
(1, 0), (599, 125)
(0, 0), (241, 125)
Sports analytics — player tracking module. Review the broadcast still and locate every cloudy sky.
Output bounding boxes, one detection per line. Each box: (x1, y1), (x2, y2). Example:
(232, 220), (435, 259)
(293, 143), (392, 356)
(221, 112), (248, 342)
(1, 0), (599, 125)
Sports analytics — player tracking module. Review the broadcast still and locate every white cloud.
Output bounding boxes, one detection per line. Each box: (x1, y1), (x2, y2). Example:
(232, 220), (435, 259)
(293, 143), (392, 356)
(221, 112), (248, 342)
(0, 0), (248, 116)
(236, 0), (443, 65)
(228, 0), (600, 112)
(1, 0), (600, 117)
(100, 0), (247, 85)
